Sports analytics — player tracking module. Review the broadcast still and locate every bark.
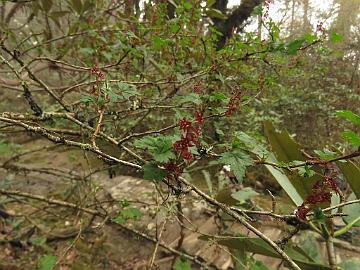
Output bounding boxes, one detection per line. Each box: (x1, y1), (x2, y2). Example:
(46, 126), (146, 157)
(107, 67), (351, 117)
(213, 0), (264, 49)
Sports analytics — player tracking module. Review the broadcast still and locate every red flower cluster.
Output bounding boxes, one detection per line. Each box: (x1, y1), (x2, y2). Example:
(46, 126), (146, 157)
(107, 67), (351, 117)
(173, 113), (203, 161)
(193, 82), (203, 94)
(225, 87), (242, 116)
(91, 65), (105, 81)
(296, 164), (339, 220)
(164, 162), (183, 179)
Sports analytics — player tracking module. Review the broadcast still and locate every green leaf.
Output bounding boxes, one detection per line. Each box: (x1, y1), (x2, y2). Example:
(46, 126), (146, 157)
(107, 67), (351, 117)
(330, 31), (343, 43)
(304, 33), (317, 43)
(30, 236), (47, 247)
(231, 187), (259, 202)
(134, 136), (176, 163)
(218, 151), (253, 183)
(177, 93), (202, 105)
(341, 131), (360, 146)
(153, 36), (166, 50)
(120, 207), (142, 219)
(118, 82), (139, 100)
(248, 258), (271, 270)
(143, 163), (167, 181)
(298, 165), (315, 178)
(209, 91), (227, 102)
(174, 257), (192, 270)
(339, 258), (360, 270)
(264, 121), (321, 201)
(111, 216), (125, 224)
(70, 0), (83, 14)
(37, 255), (56, 270)
(41, 0), (53, 12)
(200, 236), (332, 270)
(234, 130), (302, 206)
(297, 231), (323, 263)
(336, 160), (360, 199)
(206, 8), (227, 20)
(286, 39), (305, 55)
(251, 6), (263, 16)
(336, 110), (360, 128)
(79, 95), (93, 104)
(183, 2), (193, 10)
(206, 0), (216, 8)
(341, 192), (360, 227)
(314, 149), (337, 161)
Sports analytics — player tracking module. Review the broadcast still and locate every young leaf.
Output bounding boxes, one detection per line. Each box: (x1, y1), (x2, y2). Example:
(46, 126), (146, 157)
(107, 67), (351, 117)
(120, 207), (142, 219)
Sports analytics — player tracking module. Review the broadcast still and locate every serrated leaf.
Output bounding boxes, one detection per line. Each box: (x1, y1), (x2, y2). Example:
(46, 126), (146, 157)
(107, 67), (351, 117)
(206, 8), (228, 20)
(218, 151), (253, 183)
(336, 110), (360, 128)
(177, 93), (202, 105)
(117, 82), (139, 100)
(143, 163), (167, 181)
(134, 136), (175, 163)
(341, 131), (360, 146)
(37, 255), (56, 270)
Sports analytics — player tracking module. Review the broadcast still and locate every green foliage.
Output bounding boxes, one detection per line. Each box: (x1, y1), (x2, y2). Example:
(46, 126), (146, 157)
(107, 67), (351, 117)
(143, 163), (167, 181)
(134, 136), (176, 163)
(231, 187), (259, 203)
(218, 151), (253, 183)
(174, 256), (192, 270)
(341, 193), (360, 227)
(36, 255), (56, 270)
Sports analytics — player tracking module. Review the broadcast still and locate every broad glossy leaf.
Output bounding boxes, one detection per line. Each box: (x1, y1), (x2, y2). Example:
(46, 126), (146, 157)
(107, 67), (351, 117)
(264, 121), (321, 201)
(337, 160), (360, 198)
(341, 192), (360, 227)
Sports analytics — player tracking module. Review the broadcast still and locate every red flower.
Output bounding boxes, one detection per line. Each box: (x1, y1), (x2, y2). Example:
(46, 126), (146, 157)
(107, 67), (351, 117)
(181, 150), (193, 160)
(193, 82), (203, 94)
(195, 111), (204, 125)
(91, 65), (105, 81)
(179, 118), (192, 131)
(296, 204), (310, 220)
